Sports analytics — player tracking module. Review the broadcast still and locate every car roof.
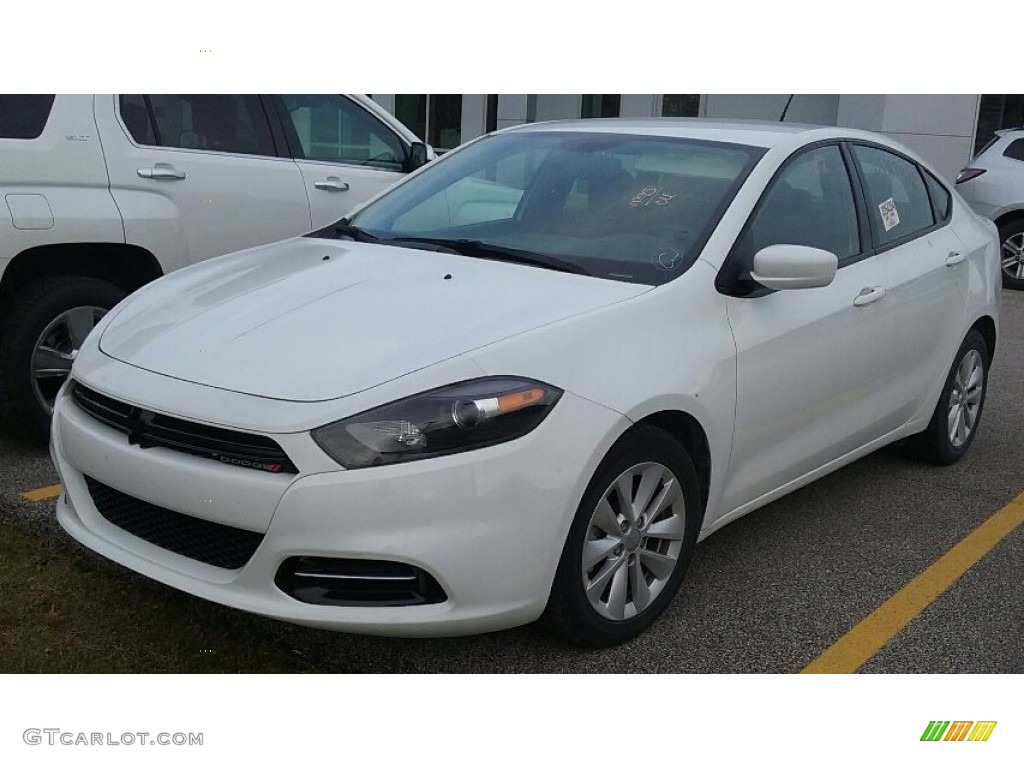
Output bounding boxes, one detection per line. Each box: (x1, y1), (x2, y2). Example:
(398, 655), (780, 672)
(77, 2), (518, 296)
(500, 118), (835, 148)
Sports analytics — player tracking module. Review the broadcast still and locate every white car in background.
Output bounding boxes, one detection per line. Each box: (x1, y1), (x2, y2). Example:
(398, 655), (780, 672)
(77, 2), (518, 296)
(51, 120), (1000, 646)
(955, 127), (1024, 290)
(0, 93), (430, 439)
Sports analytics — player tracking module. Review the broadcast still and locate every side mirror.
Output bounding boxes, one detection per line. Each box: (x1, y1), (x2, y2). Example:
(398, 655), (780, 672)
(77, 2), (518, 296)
(750, 244), (838, 291)
(406, 142), (432, 172)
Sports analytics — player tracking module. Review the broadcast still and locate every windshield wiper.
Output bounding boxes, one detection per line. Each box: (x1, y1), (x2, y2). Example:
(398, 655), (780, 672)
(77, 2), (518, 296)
(307, 220), (381, 243)
(382, 237), (591, 276)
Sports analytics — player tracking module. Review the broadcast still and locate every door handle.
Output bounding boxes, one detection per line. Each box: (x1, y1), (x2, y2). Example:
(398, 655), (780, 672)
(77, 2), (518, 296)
(137, 163), (186, 180)
(313, 177), (350, 192)
(853, 286), (886, 307)
(945, 250), (965, 267)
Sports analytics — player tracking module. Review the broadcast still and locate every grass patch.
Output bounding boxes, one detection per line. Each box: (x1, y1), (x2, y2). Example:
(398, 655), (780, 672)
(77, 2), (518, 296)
(0, 523), (319, 673)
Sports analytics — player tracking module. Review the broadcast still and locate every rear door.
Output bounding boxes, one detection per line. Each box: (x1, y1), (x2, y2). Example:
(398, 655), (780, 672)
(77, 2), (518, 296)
(97, 94), (311, 272)
(848, 143), (967, 427)
(268, 94), (410, 229)
(721, 143), (891, 511)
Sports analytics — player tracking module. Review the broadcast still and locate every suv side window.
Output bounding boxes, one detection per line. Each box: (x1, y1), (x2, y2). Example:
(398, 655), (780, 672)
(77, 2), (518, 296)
(0, 95), (55, 139)
(279, 94), (406, 170)
(1003, 138), (1024, 162)
(119, 95), (277, 157)
(851, 144), (934, 247)
(740, 144), (861, 264)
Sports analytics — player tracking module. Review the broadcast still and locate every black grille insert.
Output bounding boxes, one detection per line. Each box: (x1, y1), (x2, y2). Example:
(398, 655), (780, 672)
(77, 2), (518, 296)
(70, 381), (297, 474)
(85, 476), (264, 570)
(275, 557), (447, 606)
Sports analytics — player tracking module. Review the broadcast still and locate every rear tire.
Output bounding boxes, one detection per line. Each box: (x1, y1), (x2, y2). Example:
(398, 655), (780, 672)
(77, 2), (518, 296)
(543, 425), (701, 647)
(999, 218), (1024, 291)
(0, 276), (125, 444)
(908, 329), (989, 465)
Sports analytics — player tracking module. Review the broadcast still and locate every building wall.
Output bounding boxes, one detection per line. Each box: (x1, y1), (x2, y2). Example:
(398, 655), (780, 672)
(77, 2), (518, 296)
(372, 94), (981, 182)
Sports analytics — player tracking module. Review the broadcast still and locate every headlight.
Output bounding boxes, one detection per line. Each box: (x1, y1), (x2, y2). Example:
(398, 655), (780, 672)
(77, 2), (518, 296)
(312, 377), (563, 468)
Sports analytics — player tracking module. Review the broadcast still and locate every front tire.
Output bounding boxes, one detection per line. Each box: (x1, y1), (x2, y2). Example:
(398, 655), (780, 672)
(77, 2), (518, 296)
(999, 218), (1024, 291)
(0, 276), (125, 443)
(544, 426), (701, 647)
(910, 329), (989, 465)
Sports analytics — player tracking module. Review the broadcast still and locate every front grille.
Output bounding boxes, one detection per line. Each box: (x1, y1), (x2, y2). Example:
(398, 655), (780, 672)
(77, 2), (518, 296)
(275, 557), (448, 606)
(85, 476), (264, 569)
(70, 381), (297, 474)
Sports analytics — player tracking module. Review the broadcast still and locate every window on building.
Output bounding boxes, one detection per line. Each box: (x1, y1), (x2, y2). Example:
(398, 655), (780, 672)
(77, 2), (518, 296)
(395, 94), (462, 152)
(581, 95), (621, 119)
(486, 94), (499, 134)
(974, 95), (1024, 154)
(0, 95), (55, 139)
(661, 95), (700, 117)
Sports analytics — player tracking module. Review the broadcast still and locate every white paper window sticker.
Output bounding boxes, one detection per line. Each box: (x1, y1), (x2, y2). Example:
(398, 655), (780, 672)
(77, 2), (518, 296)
(878, 197), (900, 232)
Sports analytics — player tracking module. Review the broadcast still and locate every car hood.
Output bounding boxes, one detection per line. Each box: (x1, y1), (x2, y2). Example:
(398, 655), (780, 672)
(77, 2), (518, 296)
(99, 237), (649, 402)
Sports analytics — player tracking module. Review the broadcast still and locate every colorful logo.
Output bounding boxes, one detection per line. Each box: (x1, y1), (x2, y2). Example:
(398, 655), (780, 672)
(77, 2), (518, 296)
(921, 721), (997, 742)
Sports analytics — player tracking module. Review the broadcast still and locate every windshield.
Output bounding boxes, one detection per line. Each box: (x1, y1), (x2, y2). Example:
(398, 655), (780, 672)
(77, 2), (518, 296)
(339, 131), (765, 285)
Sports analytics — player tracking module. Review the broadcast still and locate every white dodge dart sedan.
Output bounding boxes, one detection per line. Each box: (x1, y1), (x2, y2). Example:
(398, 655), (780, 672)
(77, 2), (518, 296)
(51, 119), (1000, 646)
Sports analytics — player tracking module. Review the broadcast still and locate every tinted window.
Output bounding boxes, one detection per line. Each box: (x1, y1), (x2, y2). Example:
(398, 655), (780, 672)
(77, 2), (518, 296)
(0, 95), (55, 139)
(852, 145), (934, 247)
(923, 170), (951, 222)
(742, 145), (860, 263)
(282, 94), (405, 169)
(1004, 138), (1024, 162)
(121, 94), (276, 156)
(349, 132), (763, 285)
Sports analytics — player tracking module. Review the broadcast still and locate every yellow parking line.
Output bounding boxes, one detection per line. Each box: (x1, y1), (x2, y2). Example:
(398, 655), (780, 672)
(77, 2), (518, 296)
(803, 491), (1024, 673)
(21, 483), (63, 502)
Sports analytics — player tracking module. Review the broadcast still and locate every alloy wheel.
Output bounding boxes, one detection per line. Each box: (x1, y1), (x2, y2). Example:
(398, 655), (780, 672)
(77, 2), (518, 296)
(31, 306), (106, 415)
(1002, 232), (1024, 281)
(581, 461), (686, 621)
(947, 348), (984, 448)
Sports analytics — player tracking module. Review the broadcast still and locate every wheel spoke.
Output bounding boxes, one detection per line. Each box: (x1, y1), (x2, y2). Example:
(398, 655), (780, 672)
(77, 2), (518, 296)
(648, 477), (682, 518)
(947, 402), (960, 440)
(33, 345), (73, 378)
(606, 563), (628, 620)
(629, 557), (651, 613)
(615, 476), (635, 523)
(639, 549), (677, 580)
(956, 408), (968, 444)
(966, 363), (983, 391)
(583, 537), (619, 570)
(645, 515), (686, 541)
(633, 465), (663, 519)
(964, 402), (979, 431)
(586, 556), (625, 601)
(65, 307), (98, 347)
(591, 498), (621, 538)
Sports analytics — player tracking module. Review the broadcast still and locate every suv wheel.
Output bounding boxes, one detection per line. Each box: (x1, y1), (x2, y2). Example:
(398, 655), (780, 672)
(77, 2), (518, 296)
(999, 219), (1024, 291)
(0, 276), (126, 443)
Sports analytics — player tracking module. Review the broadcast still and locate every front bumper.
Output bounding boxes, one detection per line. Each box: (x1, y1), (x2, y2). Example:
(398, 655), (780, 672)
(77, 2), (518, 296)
(52, 381), (627, 637)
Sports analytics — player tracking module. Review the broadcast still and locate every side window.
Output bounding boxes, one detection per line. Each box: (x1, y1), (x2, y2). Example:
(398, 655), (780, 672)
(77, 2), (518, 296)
(743, 145), (860, 263)
(0, 95), (55, 139)
(1004, 138), (1024, 162)
(922, 170), (951, 222)
(851, 145), (934, 247)
(119, 95), (277, 157)
(280, 94), (405, 171)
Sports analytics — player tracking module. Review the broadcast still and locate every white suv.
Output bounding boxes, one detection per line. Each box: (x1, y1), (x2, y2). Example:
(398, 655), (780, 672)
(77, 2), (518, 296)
(0, 94), (429, 439)
(955, 127), (1024, 290)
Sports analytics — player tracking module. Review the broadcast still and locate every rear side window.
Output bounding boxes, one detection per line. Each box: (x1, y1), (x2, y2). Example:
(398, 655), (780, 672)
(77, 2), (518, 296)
(852, 145), (934, 247)
(0, 95), (55, 139)
(1004, 138), (1024, 162)
(922, 171), (951, 222)
(119, 94), (276, 157)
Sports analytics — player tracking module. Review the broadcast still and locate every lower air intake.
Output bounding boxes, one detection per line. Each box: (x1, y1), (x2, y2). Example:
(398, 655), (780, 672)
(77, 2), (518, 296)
(275, 557), (447, 606)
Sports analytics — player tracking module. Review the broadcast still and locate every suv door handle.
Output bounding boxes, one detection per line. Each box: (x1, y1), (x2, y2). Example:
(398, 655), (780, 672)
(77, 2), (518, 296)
(945, 250), (965, 266)
(313, 177), (350, 192)
(137, 163), (186, 180)
(853, 286), (886, 307)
